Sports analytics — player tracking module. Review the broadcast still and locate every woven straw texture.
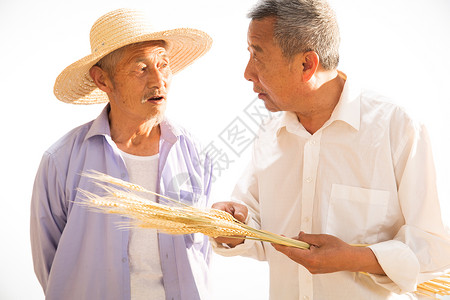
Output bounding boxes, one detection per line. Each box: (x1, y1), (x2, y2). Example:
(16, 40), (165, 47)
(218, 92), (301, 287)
(54, 9), (212, 104)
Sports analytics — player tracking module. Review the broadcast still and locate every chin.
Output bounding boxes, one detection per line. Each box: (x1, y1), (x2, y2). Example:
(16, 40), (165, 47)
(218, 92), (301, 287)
(264, 102), (281, 112)
(145, 109), (165, 124)
(155, 113), (165, 124)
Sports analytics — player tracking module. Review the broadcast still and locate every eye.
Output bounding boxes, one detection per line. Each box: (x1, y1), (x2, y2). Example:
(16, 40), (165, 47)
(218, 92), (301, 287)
(249, 52), (259, 63)
(248, 48), (259, 62)
(136, 64), (147, 72)
(159, 61), (169, 69)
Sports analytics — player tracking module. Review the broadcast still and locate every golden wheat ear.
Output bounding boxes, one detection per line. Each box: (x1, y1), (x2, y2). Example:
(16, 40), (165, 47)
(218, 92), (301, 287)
(78, 170), (309, 247)
(79, 170), (449, 297)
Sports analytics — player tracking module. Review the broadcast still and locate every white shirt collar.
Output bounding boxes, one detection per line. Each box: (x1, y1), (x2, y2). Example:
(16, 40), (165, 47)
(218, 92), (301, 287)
(276, 71), (361, 136)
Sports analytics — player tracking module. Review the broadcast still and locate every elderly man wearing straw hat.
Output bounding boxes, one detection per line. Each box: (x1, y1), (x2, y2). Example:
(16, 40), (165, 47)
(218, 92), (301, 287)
(212, 0), (450, 299)
(30, 9), (213, 300)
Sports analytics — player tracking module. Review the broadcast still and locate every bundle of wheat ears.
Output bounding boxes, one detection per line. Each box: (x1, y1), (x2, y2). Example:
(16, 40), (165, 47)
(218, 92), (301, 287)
(79, 170), (449, 299)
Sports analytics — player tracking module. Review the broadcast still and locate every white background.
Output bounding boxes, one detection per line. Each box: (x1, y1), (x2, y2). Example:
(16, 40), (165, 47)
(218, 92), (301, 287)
(0, 0), (449, 299)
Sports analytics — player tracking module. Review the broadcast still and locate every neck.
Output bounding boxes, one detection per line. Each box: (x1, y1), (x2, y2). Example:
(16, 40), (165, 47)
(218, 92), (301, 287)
(295, 70), (345, 134)
(109, 110), (161, 156)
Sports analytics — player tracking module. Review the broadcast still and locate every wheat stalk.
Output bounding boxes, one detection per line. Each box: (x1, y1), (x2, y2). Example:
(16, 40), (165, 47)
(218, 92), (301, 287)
(415, 274), (450, 298)
(79, 170), (310, 249)
(79, 170), (449, 297)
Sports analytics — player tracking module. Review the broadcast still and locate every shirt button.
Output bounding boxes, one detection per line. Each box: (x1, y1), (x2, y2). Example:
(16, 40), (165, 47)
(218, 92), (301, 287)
(310, 140), (316, 145)
(303, 296), (309, 300)
(122, 257), (127, 263)
(305, 177), (312, 183)
(303, 217), (310, 223)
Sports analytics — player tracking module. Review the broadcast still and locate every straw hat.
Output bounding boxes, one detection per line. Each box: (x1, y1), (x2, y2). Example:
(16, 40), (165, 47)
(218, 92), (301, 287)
(54, 8), (212, 104)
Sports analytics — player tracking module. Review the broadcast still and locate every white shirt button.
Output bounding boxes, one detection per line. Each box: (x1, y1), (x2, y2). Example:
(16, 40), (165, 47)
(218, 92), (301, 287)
(305, 177), (312, 183)
(303, 296), (310, 300)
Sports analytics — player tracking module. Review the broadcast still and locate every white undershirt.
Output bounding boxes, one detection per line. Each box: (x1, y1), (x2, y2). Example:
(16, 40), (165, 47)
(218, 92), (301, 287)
(119, 150), (165, 300)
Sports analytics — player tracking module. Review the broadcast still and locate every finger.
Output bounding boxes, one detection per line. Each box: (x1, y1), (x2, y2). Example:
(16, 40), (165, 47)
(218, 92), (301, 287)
(214, 236), (237, 244)
(211, 201), (229, 210)
(214, 235), (245, 248)
(212, 202), (248, 223)
(297, 231), (323, 247)
(272, 242), (308, 260)
(271, 242), (288, 253)
(224, 202), (248, 222)
(233, 206), (247, 223)
(211, 202), (239, 217)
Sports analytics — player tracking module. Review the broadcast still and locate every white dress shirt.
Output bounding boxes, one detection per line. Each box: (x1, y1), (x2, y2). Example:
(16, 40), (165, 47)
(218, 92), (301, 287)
(213, 75), (450, 300)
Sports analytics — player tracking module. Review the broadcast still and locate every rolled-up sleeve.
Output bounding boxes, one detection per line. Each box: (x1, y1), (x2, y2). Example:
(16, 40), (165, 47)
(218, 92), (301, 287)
(368, 124), (450, 293)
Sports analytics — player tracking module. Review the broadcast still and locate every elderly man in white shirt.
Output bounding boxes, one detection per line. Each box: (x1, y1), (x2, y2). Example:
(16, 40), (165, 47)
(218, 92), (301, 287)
(211, 0), (450, 299)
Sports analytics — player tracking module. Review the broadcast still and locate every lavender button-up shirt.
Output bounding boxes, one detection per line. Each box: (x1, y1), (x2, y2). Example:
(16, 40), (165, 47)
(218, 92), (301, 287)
(31, 106), (213, 300)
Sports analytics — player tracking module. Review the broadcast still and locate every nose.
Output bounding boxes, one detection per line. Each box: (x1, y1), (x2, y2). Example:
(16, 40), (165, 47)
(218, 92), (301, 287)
(147, 67), (166, 89)
(244, 58), (256, 83)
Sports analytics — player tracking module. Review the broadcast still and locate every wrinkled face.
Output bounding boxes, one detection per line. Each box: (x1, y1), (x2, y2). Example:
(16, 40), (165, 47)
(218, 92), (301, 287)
(244, 18), (303, 112)
(108, 41), (172, 122)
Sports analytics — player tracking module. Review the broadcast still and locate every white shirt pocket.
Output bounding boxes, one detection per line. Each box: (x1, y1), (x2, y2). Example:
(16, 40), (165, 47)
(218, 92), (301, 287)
(326, 184), (390, 244)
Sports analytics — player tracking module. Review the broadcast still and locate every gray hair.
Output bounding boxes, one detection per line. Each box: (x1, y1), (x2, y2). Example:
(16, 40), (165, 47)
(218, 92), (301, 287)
(248, 0), (340, 70)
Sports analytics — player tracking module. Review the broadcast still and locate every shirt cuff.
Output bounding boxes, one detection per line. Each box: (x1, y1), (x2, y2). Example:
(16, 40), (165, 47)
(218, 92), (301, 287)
(368, 240), (420, 293)
(210, 237), (257, 256)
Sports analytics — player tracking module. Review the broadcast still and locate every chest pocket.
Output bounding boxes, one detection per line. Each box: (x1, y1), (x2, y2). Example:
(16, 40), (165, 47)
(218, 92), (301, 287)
(326, 184), (390, 244)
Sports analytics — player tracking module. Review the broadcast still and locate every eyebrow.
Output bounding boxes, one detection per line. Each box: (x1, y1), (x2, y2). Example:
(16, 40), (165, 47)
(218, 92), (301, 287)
(135, 53), (170, 64)
(249, 44), (263, 53)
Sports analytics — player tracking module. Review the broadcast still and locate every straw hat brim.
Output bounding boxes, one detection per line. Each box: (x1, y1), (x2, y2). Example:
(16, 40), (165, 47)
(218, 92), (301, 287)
(54, 28), (212, 104)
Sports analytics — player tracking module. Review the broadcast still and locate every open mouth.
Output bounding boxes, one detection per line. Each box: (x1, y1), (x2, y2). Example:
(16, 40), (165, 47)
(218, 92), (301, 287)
(142, 95), (165, 104)
(149, 96), (164, 101)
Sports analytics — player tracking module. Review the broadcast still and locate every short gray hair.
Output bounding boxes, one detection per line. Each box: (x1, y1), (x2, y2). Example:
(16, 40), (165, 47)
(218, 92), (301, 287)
(248, 0), (340, 70)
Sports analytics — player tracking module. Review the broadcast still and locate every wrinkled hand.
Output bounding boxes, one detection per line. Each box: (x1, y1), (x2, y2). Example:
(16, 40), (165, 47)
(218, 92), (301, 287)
(272, 232), (384, 275)
(211, 201), (248, 248)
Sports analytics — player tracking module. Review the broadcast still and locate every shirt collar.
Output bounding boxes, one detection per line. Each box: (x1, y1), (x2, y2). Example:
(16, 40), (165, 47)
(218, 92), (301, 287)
(160, 117), (181, 144)
(85, 104), (181, 143)
(275, 71), (361, 136)
(328, 71), (361, 131)
(276, 111), (302, 136)
(85, 105), (111, 141)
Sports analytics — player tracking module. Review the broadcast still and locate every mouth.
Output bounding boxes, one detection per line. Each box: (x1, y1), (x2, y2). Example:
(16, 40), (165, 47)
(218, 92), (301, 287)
(253, 87), (267, 98)
(257, 94), (267, 101)
(142, 95), (166, 104)
(255, 91), (267, 100)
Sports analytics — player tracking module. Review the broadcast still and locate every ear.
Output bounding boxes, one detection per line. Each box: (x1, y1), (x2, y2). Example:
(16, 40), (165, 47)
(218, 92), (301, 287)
(89, 65), (113, 93)
(301, 51), (320, 82)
